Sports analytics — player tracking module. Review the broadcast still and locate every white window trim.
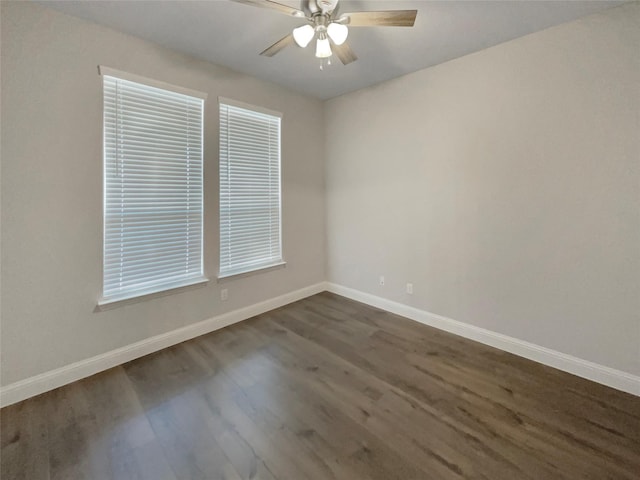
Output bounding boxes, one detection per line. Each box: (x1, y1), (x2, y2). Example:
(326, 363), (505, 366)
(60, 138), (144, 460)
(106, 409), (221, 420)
(98, 66), (208, 100)
(98, 66), (208, 307)
(217, 261), (286, 282)
(97, 277), (209, 310)
(217, 96), (282, 119)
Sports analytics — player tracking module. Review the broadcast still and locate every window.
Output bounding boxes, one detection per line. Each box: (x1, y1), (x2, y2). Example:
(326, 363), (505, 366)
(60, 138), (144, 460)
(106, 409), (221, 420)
(100, 67), (207, 304)
(219, 98), (283, 278)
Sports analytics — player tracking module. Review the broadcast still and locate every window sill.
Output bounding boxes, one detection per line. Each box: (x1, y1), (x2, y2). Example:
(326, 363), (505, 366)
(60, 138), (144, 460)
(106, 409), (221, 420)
(217, 261), (286, 282)
(97, 276), (209, 311)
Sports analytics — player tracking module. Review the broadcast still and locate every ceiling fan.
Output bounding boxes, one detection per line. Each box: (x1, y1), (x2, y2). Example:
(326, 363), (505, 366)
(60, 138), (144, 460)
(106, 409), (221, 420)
(230, 0), (417, 65)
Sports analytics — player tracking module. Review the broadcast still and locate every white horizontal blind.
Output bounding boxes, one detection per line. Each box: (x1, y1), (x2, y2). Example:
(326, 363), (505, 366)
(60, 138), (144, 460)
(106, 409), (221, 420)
(102, 74), (205, 302)
(219, 101), (282, 277)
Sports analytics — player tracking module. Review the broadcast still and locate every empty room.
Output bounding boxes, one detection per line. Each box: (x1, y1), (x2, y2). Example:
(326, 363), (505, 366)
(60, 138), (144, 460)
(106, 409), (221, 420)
(1, 0), (638, 478)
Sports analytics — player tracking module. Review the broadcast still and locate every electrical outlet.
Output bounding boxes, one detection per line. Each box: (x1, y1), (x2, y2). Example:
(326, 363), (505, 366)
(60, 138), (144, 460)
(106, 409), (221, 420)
(379, 276), (385, 286)
(221, 288), (228, 301)
(406, 283), (413, 294)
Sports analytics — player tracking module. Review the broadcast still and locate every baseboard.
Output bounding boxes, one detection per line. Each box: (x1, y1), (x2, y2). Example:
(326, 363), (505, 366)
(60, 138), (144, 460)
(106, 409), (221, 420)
(0, 282), (327, 408)
(4, 281), (637, 407)
(326, 283), (640, 397)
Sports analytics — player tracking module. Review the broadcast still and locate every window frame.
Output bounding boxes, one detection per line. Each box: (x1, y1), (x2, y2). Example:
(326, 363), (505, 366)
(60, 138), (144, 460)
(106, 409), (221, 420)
(98, 66), (208, 307)
(218, 97), (284, 280)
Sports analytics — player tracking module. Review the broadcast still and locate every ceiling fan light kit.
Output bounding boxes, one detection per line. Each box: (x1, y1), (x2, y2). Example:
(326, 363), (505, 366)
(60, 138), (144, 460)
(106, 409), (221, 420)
(327, 22), (348, 46)
(294, 13), (347, 58)
(315, 32), (332, 58)
(293, 24), (314, 48)
(232, 0), (417, 65)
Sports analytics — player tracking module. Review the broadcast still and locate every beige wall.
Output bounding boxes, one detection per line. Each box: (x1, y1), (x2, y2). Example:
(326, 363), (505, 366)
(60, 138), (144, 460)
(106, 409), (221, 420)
(325, 3), (640, 375)
(0, 2), (325, 386)
(2, 1), (638, 389)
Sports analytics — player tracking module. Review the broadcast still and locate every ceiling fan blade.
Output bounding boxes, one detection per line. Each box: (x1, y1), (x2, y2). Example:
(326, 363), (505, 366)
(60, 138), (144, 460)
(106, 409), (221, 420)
(341, 10), (417, 27)
(230, 0), (305, 18)
(260, 34), (295, 57)
(333, 42), (357, 65)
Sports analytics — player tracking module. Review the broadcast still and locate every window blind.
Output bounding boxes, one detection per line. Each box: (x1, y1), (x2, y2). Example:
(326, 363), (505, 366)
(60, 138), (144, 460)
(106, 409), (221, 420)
(219, 99), (282, 277)
(101, 71), (205, 303)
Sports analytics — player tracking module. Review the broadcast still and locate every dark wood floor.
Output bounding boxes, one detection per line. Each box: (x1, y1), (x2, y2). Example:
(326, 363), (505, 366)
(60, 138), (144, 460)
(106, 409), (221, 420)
(2, 292), (639, 479)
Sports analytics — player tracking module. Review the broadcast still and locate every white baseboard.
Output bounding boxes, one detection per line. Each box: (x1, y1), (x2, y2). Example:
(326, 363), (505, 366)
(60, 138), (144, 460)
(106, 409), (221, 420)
(3, 280), (637, 407)
(0, 282), (327, 408)
(326, 283), (640, 397)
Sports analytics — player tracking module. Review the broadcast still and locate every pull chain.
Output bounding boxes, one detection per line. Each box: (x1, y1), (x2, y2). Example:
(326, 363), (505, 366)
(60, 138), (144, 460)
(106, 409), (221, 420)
(319, 57), (332, 70)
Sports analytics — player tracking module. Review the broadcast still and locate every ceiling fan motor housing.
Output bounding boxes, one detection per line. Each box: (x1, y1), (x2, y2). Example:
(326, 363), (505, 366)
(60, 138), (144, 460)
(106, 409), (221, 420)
(313, 12), (329, 29)
(316, 0), (338, 13)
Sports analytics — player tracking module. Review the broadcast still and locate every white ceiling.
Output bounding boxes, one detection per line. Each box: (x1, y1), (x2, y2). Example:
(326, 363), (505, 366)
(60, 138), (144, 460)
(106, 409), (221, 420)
(39, 0), (624, 99)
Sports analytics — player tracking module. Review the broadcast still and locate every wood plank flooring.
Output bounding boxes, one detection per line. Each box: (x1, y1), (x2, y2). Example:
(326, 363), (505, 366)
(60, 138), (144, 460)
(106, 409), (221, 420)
(2, 292), (639, 479)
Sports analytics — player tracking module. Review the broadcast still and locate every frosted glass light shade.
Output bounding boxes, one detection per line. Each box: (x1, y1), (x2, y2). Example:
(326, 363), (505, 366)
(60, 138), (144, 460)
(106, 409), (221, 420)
(315, 37), (332, 58)
(293, 25), (314, 48)
(327, 23), (348, 45)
